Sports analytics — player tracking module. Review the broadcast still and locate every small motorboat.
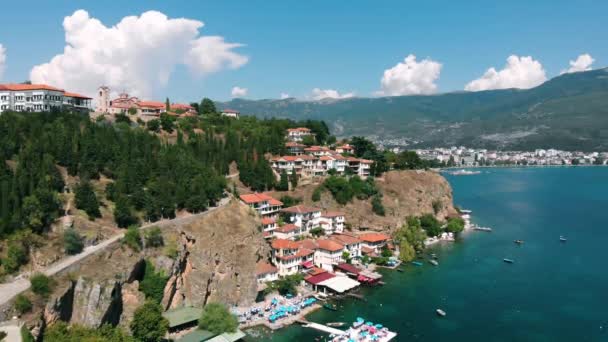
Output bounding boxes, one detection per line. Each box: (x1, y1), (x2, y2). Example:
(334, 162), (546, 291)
(396, 268), (404, 273)
(411, 261), (423, 266)
(323, 303), (338, 311)
(514, 240), (524, 245)
(560, 236), (567, 242)
(503, 258), (514, 264)
(436, 309), (447, 317)
(429, 260), (439, 266)
(327, 322), (346, 327)
(430, 253), (438, 259)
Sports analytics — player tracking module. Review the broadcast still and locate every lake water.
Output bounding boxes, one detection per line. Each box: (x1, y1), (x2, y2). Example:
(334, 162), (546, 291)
(246, 167), (608, 342)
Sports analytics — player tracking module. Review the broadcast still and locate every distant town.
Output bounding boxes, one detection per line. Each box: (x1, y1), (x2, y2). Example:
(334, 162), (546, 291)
(411, 146), (608, 167)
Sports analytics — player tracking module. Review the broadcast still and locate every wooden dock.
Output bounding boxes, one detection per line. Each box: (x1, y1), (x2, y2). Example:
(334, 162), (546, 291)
(297, 319), (347, 336)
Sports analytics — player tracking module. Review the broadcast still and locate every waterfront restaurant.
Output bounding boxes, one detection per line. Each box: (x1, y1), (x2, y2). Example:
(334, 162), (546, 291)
(305, 270), (360, 294)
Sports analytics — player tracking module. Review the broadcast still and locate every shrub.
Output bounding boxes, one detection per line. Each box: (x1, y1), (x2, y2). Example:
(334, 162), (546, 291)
(279, 195), (301, 208)
(21, 326), (34, 342)
(146, 119), (160, 132)
(74, 181), (101, 219)
(310, 227), (325, 237)
(446, 217), (465, 235)
(114, 196), (138, 228)
(30, 273), (54, 297)
(420, 214), (441, 237)
(432, 200), (442, 215)
(371, 194), (385, 216)
(139, 260), (169, 304)
(123, 226), (142, 251)
(144, 227), (164, 248)
(311, 187), (322, 202)
(3, 241), (28, 273)
(63, 228), (84, 255)
(14, 294), (32, 314)
(199, 303), (239, 335)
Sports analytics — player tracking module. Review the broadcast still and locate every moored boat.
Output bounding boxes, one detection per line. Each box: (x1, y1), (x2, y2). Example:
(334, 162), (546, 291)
(503, 258), (514, 264)
(323, 303), (338, 311)
(514, 240), (524, 244)
(473, 226), (493, 232)
(560, 236), (567, 242)
(411, 261), (423, 266)
(436, 309), (446, 317)
(429, 259), (439, 266)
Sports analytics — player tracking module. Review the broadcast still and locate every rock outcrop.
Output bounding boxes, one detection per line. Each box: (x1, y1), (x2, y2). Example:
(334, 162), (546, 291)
(162, 200), (268, 309)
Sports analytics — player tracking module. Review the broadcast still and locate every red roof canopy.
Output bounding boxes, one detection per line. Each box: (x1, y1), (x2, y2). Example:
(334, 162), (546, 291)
(305, 272), (335, 285)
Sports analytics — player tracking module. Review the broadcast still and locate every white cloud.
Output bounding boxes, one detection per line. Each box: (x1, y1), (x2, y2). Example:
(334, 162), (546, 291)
(30, 10), (248, 98)
(561, 53), (594, 74)
(0, 44), (6, 80)
(280, 93), (290, 99)
(231, 86), (248, 97)
(377, 54), (442, 96)
(310, 88), (355, 100)
(465, 55), (547, 91)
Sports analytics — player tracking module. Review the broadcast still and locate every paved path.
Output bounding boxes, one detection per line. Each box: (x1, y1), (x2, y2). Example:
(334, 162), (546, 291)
(0, 320), (22, 342)
(0, 196), (231, 307)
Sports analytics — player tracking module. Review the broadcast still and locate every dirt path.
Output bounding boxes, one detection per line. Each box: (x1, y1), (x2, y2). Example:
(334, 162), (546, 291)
(0, 196), (231, 307)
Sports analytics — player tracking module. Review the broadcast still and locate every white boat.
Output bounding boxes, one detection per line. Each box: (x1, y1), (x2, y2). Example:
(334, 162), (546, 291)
(448, 169), (481, 175)
(473, 226), (492, 232)
(436, 309), (446, 317)
(429, 260), (439, 266)
(560, 236), (567, 242)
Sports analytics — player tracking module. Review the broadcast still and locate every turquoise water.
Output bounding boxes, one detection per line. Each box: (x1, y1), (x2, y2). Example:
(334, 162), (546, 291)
(246, 167), (608, 341)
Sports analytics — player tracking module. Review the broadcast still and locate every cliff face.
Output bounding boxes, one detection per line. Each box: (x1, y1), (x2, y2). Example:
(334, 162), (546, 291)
(39, 199), (266, 332)
(162, 200), (268, 309)
(274, 170), (457, 233)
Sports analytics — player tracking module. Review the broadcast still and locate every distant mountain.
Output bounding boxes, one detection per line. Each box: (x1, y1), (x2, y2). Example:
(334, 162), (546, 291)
(218, 68), (608, 151)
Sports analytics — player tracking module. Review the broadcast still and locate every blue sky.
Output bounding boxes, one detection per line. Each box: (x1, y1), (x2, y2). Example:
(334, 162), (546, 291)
(0, 0), (606, 102)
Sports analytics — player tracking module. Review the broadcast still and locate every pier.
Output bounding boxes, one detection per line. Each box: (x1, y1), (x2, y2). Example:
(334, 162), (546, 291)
(297, 319), (347, 336)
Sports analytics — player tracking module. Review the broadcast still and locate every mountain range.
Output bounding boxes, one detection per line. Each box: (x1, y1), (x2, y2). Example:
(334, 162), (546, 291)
(218, 68), (608, 151)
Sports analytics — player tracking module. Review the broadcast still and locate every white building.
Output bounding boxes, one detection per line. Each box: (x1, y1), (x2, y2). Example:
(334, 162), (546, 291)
(256, 261), (278, 284)
(239, 193), (283, 218)
(286, 127), (312, 142)
(313, 239), (345, 271)
(0, 84), (92, 114)
(319, 212), (345, 235)
(221, 109), (240, 119)
(281, 205), (322, 233)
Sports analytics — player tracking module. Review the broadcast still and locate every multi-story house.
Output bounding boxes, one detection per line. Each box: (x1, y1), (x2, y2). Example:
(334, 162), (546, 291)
(271, 239), (312, 276)
(304, 146), (333, 157)
(335, 144), (354, 154)
(319, 212), (345, 234)
(270, 155), (315, 175)
(239, 193), (283, 218)
(286, 127), (312, 142)
(281, 205), (322, 233)
(0, 84), (92, 114)
(220, 109), (240, 119)
(346, 157), (372, 177)
(329, 234), (362, 259)
(285, 142), (305, 155)
(256, 261), (278, 284)
(358, 232), (390, 255)
(313, 239), (345, 271)
(273, 224), (304, 240)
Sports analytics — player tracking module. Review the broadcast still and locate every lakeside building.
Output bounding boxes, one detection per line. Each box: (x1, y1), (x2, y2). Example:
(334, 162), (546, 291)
(0, 83), (92, 114)
(358, 233), (391, 255)
(256, 261), (279, 284)
(269, 153), (371, 178)
(220, 108), (240, 119)
(281, 205), (322, 233)
(329, 234), (362, 259)
(286, 127), (312, 142)
(319, 212), (345, 235)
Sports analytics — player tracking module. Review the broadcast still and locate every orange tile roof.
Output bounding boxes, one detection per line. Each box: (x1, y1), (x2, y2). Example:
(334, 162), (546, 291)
(64, 91), (92, 99)
(359, 232), (390, 243)
(322, 211), (345, 218)
(285, 142), (305, 148)
(0, 83), (64, 92)
(309, 267), (327, 276)
(282, 205), (321, 214)
(330, 234), (361, 245)
(271, 239), (300, 250)
(138, 101), (165, 108)
(297, 239), (319, 250)
(256, 261), (277, 275)
(171, 103), (193, 110)
(261, 217), (276, 225)
(296, 248), (315, 257)
(239, 193), (275, 204)
(268, 198), (283, 206)
(222, 109), (239, 114)
(316, 239), (344, 252)
(287, 127), (311, 132)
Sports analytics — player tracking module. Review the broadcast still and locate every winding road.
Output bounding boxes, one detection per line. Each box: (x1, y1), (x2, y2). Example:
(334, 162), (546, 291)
(0, 196), (231, 308)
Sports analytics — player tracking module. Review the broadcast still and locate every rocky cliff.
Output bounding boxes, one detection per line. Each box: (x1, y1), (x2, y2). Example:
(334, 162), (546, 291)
(32, 200), (267, 333)
(274, 170), (458, 233)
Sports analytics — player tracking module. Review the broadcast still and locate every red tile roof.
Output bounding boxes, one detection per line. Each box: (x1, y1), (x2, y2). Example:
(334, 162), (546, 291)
(256, 261), (277, 276)
(359, 233), (390, 243)
(275, 224), (299, 233)
(330, 234), (361, 245)
(282, 205), (321, 214)
(336, 263), (360, 275)
(296, 248), (315, 257)
(222, 109), (239, 114)
(271, 239), (300, 250)
(296, 239), (319, 250)
(285, 142), (305, 148)
(305, 272), (335, 285)
(171, 103), (193, 110)
(261, 217), (276, 225)
(322, 211), (345, 218)
(239, 193), (281, 205)
(287, 127), (311, 133)
(138, 101), (165, 108)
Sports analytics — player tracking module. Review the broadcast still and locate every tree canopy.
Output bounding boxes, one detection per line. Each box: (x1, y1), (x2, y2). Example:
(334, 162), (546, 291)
(199, 303), (238, 335)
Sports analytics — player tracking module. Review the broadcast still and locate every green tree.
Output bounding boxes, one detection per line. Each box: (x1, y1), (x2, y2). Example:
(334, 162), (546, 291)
(446, 217), (465, 235)
(130, 301), (169, 342)
(199, 303), (239, 335)
(160, 113), (174, 133)
(420, 214), (441, 237)
(165, 98), (171, 112)
(398, 240), (416, 262)
(30, 273), (54, 297)
(123, 226), (142, 251)
(128, 107), (138, 115)
(311, 187), (322, 202)
(289, 170), (298, 189)
(301, 135), (316, 147)
(144, 227), (164, 248)
(310, 227), (325, 237)
(14, 294), (32, 314)
(3, 241), (29, 273)
(114, 196), (137, 228)
(342, 251), (352, 264)
(63, 228), (84, 255)
(147, 119), (160, 132)
(74, 181), (101, 219)
(200, 98), (217, 115)
(277, 170), (289, 191)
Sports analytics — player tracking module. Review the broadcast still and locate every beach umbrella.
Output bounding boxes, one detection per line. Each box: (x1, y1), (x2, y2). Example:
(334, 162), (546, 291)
(375, 324), (383, 329)
(356, 317), (364, 322)
(366, 322), (373, 326)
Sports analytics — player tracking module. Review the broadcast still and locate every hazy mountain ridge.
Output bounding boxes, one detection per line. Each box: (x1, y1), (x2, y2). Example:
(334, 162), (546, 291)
(218, 68), (608, 150)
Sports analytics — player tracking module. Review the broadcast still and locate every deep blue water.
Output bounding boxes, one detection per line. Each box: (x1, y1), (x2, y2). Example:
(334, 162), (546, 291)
(247, 167), (608, 341)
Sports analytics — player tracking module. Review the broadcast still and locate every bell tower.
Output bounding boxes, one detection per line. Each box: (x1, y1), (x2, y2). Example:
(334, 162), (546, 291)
(96, 86), (110, 113)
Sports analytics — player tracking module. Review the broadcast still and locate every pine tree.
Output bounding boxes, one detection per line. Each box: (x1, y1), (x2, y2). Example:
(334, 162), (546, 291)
(75, 181), (101, 219)
(278, 170), (289, 191)
(290, 170), (298, 189)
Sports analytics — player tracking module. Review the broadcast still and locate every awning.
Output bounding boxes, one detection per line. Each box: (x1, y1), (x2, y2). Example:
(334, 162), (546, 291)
(302, 260), (314, 269)
(318, 276), (360, 293)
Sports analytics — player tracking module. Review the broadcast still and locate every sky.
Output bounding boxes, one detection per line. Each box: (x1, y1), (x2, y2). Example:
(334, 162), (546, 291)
(0, 0), (606, 103)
